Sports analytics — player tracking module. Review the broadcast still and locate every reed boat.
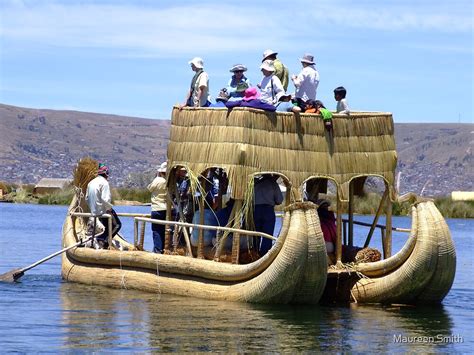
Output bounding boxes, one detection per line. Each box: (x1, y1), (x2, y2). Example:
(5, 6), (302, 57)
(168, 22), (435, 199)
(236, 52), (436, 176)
(62, 107), (456, 305)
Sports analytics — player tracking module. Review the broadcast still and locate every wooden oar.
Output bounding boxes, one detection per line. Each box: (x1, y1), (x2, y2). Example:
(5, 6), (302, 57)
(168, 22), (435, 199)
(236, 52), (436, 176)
(0, 235), (93, 282)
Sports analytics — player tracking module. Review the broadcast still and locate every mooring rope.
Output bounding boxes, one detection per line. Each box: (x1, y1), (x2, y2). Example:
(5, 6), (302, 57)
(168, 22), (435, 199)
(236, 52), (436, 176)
(155, 256), (162, 301)
(118, 247), (127, 289)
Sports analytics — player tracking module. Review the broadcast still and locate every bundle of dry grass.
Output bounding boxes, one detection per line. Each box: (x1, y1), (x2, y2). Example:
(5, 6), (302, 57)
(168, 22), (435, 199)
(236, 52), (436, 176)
(169, 107), (397, 201)
(73, 157), (98, 194)
(355, 247), (382, 263)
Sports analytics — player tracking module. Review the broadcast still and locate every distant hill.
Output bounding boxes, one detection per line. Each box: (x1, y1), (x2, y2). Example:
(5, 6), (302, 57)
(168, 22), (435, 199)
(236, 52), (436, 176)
(0, 103), (169, 186)
(0, 103), (472, 196)
(394, 123), (472, 195)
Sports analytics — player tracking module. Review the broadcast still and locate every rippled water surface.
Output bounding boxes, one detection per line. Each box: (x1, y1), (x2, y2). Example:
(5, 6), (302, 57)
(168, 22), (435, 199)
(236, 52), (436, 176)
(0, 203), (472, 352)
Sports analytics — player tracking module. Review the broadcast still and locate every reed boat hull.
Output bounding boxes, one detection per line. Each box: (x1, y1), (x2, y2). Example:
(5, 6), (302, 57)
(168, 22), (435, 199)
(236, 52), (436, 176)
(62, 199), (328, 304)
(62, 197), (455, 305)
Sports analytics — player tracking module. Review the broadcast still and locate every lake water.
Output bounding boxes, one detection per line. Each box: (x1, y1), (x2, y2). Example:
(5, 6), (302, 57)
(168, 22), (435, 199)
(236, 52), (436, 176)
(0, 203), (472, 352)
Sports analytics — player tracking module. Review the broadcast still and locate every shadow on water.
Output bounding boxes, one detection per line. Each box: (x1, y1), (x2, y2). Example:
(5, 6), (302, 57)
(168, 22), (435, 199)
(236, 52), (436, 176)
(59, 281), (458, 353)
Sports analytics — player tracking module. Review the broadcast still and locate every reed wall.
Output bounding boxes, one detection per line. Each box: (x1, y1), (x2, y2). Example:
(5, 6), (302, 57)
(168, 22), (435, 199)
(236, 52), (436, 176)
(168, 107), (397, 201)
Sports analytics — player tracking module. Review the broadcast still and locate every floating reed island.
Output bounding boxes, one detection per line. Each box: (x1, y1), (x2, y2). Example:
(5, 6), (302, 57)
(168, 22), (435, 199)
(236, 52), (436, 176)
(62, 107), (456, 305)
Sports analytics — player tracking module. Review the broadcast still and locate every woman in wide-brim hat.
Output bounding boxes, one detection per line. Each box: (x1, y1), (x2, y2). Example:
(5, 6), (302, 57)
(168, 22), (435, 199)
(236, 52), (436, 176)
(258, 60), (285, 105)
(226, 64), (251, 101)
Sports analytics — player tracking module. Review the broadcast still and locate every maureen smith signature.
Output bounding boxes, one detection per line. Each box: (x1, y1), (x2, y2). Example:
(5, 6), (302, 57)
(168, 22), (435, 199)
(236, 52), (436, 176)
(393, 334), (464, 344)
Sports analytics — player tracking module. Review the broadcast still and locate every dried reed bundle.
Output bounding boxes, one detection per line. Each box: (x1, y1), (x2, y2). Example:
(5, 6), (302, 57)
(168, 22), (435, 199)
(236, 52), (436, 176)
(355, 247), (382, 263)
(73, 157), (98, 194)
(169, 107), (397, 201)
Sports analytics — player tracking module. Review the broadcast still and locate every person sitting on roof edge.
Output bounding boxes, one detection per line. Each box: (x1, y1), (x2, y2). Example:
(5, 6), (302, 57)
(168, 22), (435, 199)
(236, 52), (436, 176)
(225, 87), (276, 111)
(291, 53), (319, 111)
(314, 100), (333, 131)
(226, 64), (251, 101)
(209, 88), (229, 107)
(334, 86), (350, 115)
(258, 60), (285, 106)
(275, 93), (301, 113)
(261, 49), (289, 91)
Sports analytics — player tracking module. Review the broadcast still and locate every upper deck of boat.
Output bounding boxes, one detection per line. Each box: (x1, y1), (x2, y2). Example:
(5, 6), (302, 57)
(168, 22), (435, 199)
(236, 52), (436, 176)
(168, 106), (397, 201)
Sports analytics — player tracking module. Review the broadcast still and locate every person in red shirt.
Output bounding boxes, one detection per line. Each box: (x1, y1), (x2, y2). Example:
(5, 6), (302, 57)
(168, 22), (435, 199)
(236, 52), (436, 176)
(316, 199), (337, 253)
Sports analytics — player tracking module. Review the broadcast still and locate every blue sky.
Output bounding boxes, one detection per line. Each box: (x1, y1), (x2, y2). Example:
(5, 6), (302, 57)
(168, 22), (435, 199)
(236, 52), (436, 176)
(0, 0), (472, 122)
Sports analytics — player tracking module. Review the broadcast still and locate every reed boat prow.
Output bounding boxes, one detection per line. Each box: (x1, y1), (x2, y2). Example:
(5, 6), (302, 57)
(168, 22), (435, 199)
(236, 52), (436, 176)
(351, 200), (456, 304)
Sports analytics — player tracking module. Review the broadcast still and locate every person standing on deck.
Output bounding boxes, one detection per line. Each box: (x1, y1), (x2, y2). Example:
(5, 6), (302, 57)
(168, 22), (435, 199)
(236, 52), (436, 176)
(253, 174), (284, 256)
(258, 60), (285, 105)
(148, 162), (168, 254)
(85, 163), (122, 249)
(261, 49), (289, 91)
(291, 53), (319, 110)
(181, 57), (210, 108)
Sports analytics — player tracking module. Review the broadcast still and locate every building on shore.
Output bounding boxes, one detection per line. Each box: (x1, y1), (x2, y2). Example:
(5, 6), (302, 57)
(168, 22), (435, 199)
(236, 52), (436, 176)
(451, 191), (474, 201)
(33, 178), (72, 195)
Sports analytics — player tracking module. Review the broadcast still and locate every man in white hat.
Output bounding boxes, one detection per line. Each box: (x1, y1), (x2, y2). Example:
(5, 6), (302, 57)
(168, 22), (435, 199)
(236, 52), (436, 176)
(147, 161), (168, 253)
(181, 57), (210, 108)
(258, 59), (285, 105)
(291, 53), (319, 109)
(262, 49), (289, 91)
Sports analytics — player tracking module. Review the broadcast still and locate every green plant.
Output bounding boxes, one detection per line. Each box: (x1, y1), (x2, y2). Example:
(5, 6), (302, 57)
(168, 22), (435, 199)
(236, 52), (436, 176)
(37, 188), (75, 205)
(112, 187), (151, 203)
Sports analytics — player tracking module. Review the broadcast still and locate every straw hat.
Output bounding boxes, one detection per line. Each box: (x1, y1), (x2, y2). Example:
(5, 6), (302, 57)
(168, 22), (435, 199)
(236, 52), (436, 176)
(300, 53), (315, 65)
(188, 57), (204, 69)
(262, 49), (278, 62)
(229, 64), (247, 72)
(260, 59), (275, 72)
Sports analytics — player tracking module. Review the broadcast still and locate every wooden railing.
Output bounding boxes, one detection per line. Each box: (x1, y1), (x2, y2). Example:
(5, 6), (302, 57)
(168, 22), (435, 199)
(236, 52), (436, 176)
(342, 218), (410, 258)
(69, 211), (275, 262)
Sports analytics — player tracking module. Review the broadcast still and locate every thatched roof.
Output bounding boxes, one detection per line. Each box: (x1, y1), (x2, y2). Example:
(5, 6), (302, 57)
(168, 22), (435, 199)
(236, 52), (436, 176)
(167, 107), (397, 201)
(35, 178), (72, 189)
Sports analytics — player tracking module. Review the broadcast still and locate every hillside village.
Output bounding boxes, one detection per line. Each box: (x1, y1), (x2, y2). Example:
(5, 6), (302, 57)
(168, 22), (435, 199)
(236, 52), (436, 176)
(0, 103), (472, 197)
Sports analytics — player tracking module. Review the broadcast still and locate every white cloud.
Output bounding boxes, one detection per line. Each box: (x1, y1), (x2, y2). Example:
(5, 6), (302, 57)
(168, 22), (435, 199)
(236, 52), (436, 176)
(311, 2), (472, 33)
(0, 1), (471, 57)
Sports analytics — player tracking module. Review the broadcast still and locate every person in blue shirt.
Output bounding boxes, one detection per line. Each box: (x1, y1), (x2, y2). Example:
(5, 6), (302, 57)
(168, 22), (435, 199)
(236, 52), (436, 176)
(253, 174), (284, 256)
(226, 64), (251, 101)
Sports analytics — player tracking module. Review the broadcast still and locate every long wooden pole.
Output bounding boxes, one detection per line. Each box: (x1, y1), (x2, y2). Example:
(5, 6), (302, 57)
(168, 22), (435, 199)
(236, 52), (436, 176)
(384, 194), (393, 258)
(348, 181), (354, 247)
(231, 200), (243, 264)
(164, 195), (172, 252)
(133, 217), (276, 240)
(336, 197), (343, 267)
(364, 189), (389, 248)
(0, 235), (94, 282)
(197, 196), (205, 259)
